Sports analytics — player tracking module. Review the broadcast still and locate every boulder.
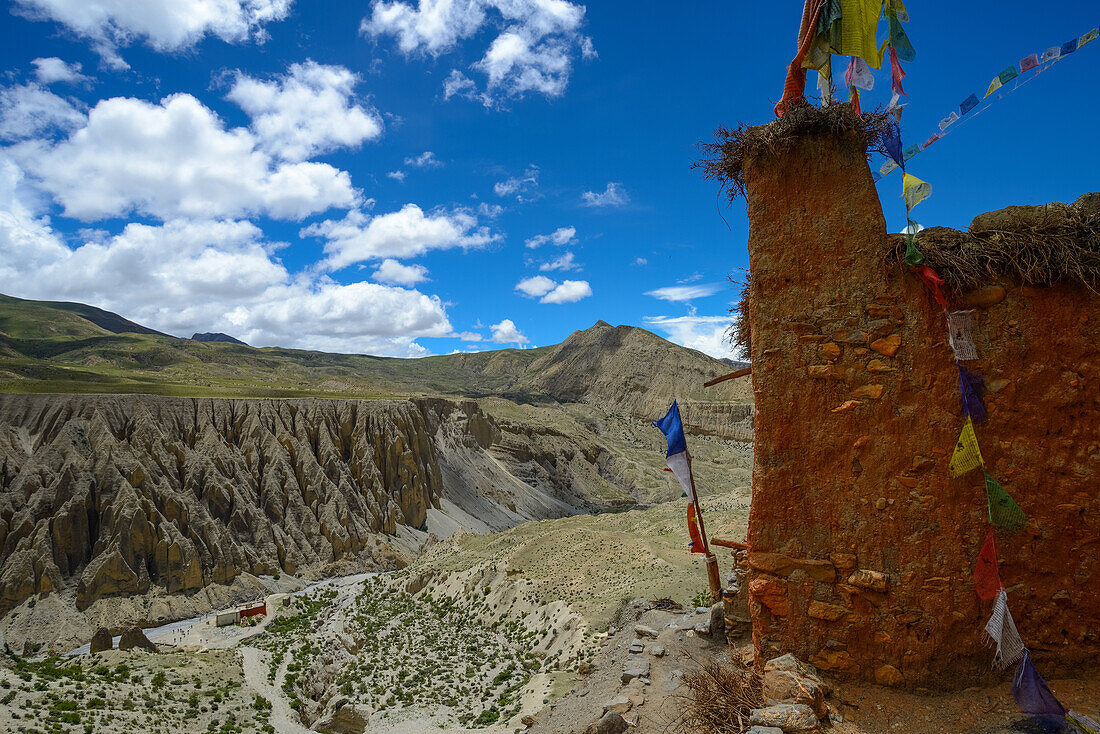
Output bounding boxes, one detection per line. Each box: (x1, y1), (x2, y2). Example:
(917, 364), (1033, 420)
(633, 624), (659, 638)
(748, 703), (820, 733)
(602, 696), (631, 715)
(584, 711), (627, 734)
(621, 658), (650, 683)
(314, 702), (368, 734)
(969, 202), (1073, 234)
(118, 627), (157, 652)
(89, 627), (113, 653)
(763, 654), (828, 718)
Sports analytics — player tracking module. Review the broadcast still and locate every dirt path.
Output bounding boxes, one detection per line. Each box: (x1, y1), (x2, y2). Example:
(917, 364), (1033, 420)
(240, 647), (312, 734)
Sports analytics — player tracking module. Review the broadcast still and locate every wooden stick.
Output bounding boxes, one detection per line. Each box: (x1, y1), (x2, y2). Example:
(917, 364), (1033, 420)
(711, 538), (749, 550)
(687, 452), (723, 602)
(703, 367), (751, 388)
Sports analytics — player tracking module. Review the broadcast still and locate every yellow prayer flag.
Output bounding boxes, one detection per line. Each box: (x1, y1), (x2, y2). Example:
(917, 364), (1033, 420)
(949, 417), (984, 477)
(985, 76), (1002, 98)
(902, 173), (931, 211)
(1080, 29), (1098, 48)
(837, 0), (887, 69)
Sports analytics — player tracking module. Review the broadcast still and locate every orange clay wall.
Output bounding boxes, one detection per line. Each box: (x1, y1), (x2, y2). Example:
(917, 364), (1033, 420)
(742, 131), (1100, 688)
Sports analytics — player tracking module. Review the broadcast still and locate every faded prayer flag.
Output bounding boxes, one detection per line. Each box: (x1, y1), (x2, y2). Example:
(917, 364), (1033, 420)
(850, 57), (875, 91)
(986, 588), (1026, 670)
(922, 133), (941, 149)
(960, 93), (980, 115)
(939, 111), (959, 131)
(1020, 53), (1039, 72)
(902, 143), (921, 162)
(949, 417), (983, 477)
(1041, 46), (1061, 62)
(947, 310), (978, 360)
(1013, 651), (1066, 727)
(880, 159), (899, 176)
(973, 528), (1003, 601)
(1081, 29), (1099, 48)
(986, 471), (1027, 532)
(902, 172), (931, 211)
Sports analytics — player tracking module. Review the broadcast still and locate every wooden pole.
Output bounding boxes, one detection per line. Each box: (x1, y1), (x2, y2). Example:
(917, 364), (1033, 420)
(703, 366), (751, 388)
(687, 451), (723, 603)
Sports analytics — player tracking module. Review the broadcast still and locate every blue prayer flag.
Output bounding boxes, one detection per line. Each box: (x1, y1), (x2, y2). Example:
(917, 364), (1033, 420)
(1012, 651), (1066, 729)
(884, 127), (904, 167)
(960, 93), (980, 115)
(902, 144), (920, 162)
(1061, 38), (1078, 56)
(652, 400), (687, 457)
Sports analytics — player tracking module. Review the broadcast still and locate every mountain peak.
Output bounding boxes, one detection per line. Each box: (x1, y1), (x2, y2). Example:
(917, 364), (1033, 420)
(191, 332), (248, 346)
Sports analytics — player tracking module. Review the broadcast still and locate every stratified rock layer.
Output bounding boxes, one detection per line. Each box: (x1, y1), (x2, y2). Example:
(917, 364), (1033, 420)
(0, 395), (527, 612)
(742, 131), (1100, 687)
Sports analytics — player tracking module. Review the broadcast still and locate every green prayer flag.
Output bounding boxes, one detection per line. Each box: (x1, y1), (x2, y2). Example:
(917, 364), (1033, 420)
(985, 471), (1026, 532)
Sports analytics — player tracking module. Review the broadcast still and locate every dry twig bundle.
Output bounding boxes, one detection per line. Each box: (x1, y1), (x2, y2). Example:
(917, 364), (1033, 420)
(669, 660), (764, 734)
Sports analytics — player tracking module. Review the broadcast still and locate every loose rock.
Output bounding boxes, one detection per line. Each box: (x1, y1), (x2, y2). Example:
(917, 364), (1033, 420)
(89, 627), (112, 653)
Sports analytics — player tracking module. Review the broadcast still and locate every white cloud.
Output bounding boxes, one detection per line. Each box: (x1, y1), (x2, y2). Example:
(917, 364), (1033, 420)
(633, 257), (647, 266)
(363, 0), (593, 104)
(227, 61), (383, 162)
(494, 165), (539, 198)
(387, 170), (407, 182)
(645, 283), (721, 302)
(17, 93), (356, 221)
(31, 57), (87, 85)
(582, 182), (629, 208)
(304, 203), (497, 270)
(0, 84), (85, 141)
(455, 331), (482, 342)
(371, 258), (429, 286)
(490, 318), (528, 344)
(644, 315), (734, 360)
(476, 202), (503, 218)
(13, 0), (293, 69)
(0, 164), (451, 357)
(539, 250), (578, 271)
(540, 279), (591, 304)
(524, 225), (574, 248)
(515, 274), (555, 297)
(404, 150), (442, 168)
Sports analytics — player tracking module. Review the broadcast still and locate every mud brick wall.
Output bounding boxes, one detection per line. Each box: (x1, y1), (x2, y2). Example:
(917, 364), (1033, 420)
(742, 130), (1100, 688)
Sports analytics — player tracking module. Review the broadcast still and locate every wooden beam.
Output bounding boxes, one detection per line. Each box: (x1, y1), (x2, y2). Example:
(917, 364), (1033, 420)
(711, 538), (748, 550)
(703, 367), (751, 388)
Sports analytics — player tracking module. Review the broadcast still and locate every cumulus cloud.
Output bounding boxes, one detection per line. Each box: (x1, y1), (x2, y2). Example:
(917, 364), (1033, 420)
(515, 274), (555, 298)
(304, 203), (497, 270)
(13, 0), (293, 69)
(0, 160), (451, 356)
(644, 283), (721, 302)
(633, 257), (647, 266)
(494, 165), (539, 199)
(387, 170), (407, 182)
(476, 202), (503, 218)
(15, 93), (356, 221)
(644, 315), (734, 359)
(31, 57), (87, 85)
(539, 251), (578, 271)
(539, 279), (591, 304)
(370, 258), (429, 286)
(524, 225), (575, 248)
(0, 84), (85, 141)
(227, 61), (383, 162)
(363, 0), (594, 104)
(490, 318), (528, 344)
(404, 150), (441, 168)
(581, 182), (629, 208)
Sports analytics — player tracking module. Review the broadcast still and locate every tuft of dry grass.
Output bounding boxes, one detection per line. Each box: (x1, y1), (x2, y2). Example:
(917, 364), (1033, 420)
(670, 660), (764, 734)
(888, 204), (1100, 292)
(727, 272), (751, 360)
(695, 103), (895, 202)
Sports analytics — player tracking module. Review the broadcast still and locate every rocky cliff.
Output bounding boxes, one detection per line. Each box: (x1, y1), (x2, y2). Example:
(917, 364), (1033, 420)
(0, 394), (632, 620)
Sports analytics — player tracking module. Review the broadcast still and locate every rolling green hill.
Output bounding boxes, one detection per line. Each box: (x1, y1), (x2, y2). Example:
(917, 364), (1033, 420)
(0, 293), (751, 410)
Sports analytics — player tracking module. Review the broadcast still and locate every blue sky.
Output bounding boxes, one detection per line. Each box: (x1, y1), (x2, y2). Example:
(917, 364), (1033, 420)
(0, 1), (1096, 358)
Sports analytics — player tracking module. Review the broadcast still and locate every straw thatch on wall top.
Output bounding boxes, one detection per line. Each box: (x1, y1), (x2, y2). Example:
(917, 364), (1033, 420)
(891, 193), (1100, 292)
(696, 104), (894, 202)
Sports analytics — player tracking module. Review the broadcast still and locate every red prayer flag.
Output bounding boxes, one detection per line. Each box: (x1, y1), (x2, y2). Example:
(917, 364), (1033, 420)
(889, 47), (907, 97)
(1020, 53), (1039, 73)
(914, 265), (949, 309)
(974, 528), (1004, 600)
(686, 502), (706, 554)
